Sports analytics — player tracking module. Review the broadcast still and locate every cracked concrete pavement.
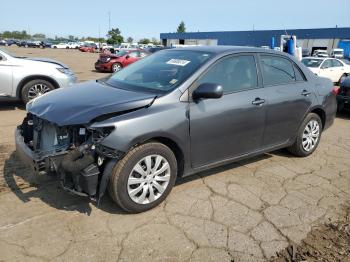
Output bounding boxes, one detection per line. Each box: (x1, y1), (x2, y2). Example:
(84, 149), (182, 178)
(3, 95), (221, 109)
(0, 47), (350, 261)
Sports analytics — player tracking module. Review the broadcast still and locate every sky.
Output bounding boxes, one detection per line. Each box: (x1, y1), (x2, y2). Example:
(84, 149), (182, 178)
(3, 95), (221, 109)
(1, 0), (349, 41)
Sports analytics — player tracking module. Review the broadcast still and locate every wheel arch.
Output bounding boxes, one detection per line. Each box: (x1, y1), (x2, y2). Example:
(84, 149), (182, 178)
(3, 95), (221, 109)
(310, 107), (326, 130)
(16, 75), (60, 99)
(134, 136), (185, 178)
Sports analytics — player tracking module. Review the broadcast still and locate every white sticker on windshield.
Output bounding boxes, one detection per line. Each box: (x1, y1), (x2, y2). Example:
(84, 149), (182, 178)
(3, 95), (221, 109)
(166, 59), (191, 66)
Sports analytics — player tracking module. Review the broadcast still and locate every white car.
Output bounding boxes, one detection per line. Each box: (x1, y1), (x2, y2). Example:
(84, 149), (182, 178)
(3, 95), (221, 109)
(67, 42), (80, 49)
(302, 57), (350, 83)
(331, 48), (344, 59)
(313, 50), (329, 58)
(52, 43), (69, 49)
(0, 48), (76, 103)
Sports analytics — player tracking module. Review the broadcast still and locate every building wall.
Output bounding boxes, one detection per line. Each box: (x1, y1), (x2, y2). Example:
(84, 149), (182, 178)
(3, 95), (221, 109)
(161, 28), (350, 53)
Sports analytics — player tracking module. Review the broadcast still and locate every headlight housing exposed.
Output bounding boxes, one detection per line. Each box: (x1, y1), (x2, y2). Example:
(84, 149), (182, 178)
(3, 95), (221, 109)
(90, 126), (115, 143)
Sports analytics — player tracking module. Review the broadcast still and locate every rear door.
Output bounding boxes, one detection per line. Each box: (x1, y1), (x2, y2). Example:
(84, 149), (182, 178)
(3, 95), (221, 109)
(189, 54), (266, 168)
(0, 53), (13, 97)
(258, 54), (312, 147)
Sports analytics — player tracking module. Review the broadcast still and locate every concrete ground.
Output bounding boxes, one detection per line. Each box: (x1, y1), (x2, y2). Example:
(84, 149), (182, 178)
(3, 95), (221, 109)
(0, 46), (349, 262)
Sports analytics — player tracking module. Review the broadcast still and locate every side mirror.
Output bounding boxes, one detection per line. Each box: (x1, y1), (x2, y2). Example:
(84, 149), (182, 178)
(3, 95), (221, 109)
(125, 55), (130, 59)
(321, 64), (328, 69)
(192, 83), (223, 100)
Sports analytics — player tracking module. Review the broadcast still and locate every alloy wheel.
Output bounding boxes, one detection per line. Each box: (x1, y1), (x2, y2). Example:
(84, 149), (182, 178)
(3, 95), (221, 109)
(127, 155), (171, 204)
(302, 120), (320, 152)
(27, 83), (51, 100)
(112, 63), (122, 72)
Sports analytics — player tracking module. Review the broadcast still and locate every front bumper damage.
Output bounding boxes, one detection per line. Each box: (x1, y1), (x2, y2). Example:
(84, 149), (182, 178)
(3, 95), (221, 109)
(15, 113), (123, 202)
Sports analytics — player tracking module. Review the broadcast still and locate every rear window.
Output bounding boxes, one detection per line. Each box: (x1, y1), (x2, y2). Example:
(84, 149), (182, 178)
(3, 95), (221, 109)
(260, 55), (296, 86)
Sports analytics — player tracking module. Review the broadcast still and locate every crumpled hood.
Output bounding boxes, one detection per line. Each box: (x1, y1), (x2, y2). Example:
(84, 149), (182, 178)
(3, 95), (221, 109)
(27, 81), (156, 126)
(24, 57), (69, 68)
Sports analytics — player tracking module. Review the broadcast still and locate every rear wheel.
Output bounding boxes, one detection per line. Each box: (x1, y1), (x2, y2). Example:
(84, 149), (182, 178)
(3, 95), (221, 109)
(108, 142), (177, 213)
(112, 62), (122, 72)
(287, 113), (322, 157)
(21, 79), (55, 104)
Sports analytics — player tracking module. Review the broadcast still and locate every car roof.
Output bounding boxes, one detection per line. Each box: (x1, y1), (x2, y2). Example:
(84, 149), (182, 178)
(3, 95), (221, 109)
(167, 45), (283, 55)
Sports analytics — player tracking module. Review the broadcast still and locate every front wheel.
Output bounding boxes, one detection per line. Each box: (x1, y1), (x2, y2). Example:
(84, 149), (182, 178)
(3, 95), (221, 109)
(287, 113), (322, 157)
(112, 62), (122, 72)
(21, 79), (55, 104)
(108, 142), (177, 213)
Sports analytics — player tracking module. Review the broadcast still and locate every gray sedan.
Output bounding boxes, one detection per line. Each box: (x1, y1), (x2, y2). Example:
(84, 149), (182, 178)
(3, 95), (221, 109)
(16, 46), (336, 213)
(0, 48), (76, 103)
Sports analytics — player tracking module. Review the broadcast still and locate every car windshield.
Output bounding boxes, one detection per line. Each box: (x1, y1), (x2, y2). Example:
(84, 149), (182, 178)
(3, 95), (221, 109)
(105, 50), (214, 93)
(302, 58), (323, 68)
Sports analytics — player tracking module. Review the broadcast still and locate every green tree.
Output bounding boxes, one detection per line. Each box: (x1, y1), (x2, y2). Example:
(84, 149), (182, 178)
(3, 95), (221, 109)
(127, 37), (133, 43)
(107, 28), (124, 45)
(177, 21), (186, 33)
(139, 38), (150, 44)
(151, 37), (160, 45)
(32, 33), (46, 39)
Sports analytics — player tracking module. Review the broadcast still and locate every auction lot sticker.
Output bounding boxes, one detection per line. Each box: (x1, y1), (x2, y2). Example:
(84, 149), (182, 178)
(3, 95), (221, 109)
(166, 59), (191, 66)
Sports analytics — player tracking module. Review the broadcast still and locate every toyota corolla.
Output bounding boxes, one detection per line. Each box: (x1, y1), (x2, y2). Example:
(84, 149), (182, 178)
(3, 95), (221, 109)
(16, 46), (336, 213)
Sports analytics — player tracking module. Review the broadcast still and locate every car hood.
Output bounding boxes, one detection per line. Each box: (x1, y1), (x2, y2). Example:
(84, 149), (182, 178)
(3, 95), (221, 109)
(26, 80), (156, 126)
(24, 57), (69, 68)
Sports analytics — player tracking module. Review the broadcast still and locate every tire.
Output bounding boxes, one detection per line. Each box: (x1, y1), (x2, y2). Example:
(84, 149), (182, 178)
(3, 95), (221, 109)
(339, 74), (347, 84)
(21, 79), (55, 104)
(112, 62), (122, 72)
(53, 46), (57, 49)
(287, 113), (322, 157)
(108, 142), (177, 213)
(66, 46), (69, 49)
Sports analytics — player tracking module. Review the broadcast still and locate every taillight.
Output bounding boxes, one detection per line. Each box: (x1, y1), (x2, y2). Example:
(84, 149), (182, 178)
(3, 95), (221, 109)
(332, 86), (340, 95)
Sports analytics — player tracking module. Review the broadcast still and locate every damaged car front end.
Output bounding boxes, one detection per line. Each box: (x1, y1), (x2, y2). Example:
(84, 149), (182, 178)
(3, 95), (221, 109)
(16, 112), (122, 201)
(15, 80), (157, 202)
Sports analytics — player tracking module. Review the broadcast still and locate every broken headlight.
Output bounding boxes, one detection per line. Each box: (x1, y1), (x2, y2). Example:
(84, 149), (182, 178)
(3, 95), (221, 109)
(90, 126), (115, 143)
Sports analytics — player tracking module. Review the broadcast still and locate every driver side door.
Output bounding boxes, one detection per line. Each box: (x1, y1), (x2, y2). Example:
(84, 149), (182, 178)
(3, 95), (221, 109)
(189, 54), (266, 168)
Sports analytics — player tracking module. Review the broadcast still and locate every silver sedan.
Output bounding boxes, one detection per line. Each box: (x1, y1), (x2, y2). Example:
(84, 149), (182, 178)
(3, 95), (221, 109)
(0, 48), (76, 103)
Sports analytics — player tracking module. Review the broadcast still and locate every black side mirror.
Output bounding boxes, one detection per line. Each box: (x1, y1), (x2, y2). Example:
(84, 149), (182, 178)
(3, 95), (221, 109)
(125, 55), (130, 59)
(192, 83), (223, 100)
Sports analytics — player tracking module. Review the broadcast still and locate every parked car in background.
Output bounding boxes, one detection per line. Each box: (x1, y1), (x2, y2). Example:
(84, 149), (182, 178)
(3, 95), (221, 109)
(95, 49), (149, 72)
(15, 46), (336, 213)
(302, 48), (310, 57)
(313, 50), (329, 58)
(52, 43), (69, 49)
(68, 42), (80, 49)
(337, 76), (350, 112)
(331, 48), (344, 59)
(0, 48), (76, 103)
(79, 43), (98, 53)
(17, 40), (40, 48)
(0, 40), (6, 45)
(302, 57), (350, 83)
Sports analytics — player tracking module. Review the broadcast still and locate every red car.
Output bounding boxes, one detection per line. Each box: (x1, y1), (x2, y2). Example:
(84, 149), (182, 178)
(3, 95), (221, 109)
(94, 49), (149, 72)
(79, 43), (97, 53)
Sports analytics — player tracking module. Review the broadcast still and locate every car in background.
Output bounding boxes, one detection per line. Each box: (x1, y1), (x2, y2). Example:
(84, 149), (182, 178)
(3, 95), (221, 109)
(17, 40), (41, 48)
(331, 48), (344, 59)
(15, 46), (336, 213)
(79, 43), (98, 53)
(302, 48), (310, 57)
(313, 50), (329, 58)
(0, 40), (6, 45)
(94, 49), (149, 72)
(0, 48), (76, 103)
(337, 76), (350, 112)
(68, 42), (80, 49)
(52, 43), (69, 49)
(302, 57), (350, 84)
(145, 46), (170, 53)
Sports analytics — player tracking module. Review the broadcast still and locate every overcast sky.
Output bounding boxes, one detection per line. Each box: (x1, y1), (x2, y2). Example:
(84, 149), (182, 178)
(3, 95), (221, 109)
(1, 0), (349, 40)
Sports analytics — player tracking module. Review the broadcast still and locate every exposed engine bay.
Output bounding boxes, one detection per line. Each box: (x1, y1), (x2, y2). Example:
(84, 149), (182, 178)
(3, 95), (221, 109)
(18, 113), (123, 201)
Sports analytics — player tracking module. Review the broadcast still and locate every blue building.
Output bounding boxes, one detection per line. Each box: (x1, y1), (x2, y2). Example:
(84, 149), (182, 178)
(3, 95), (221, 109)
(160, 27), (350, 58)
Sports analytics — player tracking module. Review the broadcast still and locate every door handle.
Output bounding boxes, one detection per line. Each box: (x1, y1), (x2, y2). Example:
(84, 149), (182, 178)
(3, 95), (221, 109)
(252, 98), (265, 106)
(301, 90), (311, 96)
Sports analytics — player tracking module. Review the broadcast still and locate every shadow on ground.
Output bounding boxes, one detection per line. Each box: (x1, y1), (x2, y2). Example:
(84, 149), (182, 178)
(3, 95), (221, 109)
(3, 146), (291, 216)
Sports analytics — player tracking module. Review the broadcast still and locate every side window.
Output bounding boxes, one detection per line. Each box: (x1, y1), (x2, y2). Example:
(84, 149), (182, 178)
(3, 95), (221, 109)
(260, 55), (295, 85)
(332, 59), (343, 67)
(128, 51), (139, 58)
(197, 55), (258, 94)
(294, 65), (306, 81)
(321, 59), (332, 69)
